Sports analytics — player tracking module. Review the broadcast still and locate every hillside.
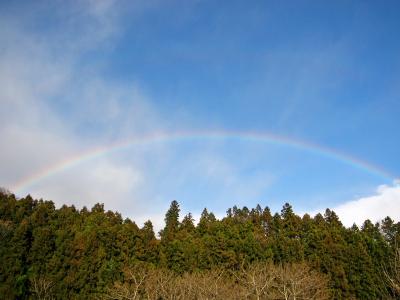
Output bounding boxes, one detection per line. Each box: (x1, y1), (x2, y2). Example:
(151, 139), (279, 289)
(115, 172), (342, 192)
(1, 191), (399, 299)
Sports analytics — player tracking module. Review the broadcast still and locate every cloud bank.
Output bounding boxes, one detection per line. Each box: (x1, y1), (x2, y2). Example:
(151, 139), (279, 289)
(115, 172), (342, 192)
(331, 182), (400, 227)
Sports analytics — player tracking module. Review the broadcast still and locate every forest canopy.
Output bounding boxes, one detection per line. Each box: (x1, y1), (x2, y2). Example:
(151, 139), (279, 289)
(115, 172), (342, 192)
(1, 190), (400, 299)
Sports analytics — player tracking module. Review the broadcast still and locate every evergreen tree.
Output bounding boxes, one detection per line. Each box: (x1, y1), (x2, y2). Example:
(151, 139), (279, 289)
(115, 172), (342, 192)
(1, 189), (399, 299)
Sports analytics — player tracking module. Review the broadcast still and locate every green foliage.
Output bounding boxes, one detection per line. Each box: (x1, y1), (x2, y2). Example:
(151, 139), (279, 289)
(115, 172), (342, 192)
(0, 191), (398, 299)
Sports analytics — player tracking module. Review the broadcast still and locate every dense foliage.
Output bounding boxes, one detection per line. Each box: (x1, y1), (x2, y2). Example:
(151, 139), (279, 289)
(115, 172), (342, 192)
(1, 190), (399, 299)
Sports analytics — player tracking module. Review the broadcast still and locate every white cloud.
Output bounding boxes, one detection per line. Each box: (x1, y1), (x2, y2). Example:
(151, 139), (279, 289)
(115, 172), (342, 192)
(0, 2), (161, 214)
(313, 181), (400, 227)
(27, 160), (142, 211)
(7, 1), (396, 234)
(0, 1), (227, 229)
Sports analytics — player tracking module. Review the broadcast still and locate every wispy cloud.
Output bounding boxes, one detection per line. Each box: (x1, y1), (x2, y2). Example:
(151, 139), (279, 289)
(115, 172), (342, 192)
(0, 1), (159, 209)
(0, 1), (275, 229)
(2, 1), (398, 232)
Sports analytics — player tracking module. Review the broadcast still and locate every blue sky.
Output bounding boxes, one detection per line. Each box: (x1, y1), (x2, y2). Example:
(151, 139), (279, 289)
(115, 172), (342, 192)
(0, 0), (399, 229)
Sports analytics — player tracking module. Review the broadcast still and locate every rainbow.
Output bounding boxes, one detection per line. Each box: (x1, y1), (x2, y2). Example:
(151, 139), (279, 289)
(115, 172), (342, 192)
(12, 130), (395, 194)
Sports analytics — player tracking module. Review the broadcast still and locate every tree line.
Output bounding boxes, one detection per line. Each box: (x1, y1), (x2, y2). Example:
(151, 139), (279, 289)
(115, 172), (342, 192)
(1, 189), (400, 299)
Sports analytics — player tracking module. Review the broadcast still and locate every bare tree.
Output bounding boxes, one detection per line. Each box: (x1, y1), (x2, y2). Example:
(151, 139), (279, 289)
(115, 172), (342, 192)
(190, 269), (243, 299)
(30, 276), (54, 300)
(144, 268), (176, 300)
(274, 262), (330, 300)
(104, 262), (329, 300)
(104, 266), (148, 300)
(232, 261), (277, 300)
(384, 246), (400, 297)
(233, 261), (329, 300)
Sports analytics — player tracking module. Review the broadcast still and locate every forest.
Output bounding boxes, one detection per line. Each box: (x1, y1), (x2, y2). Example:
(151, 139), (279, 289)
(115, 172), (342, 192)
(1, 189), (400, 299)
